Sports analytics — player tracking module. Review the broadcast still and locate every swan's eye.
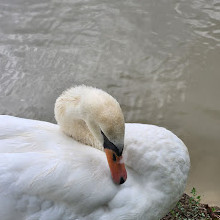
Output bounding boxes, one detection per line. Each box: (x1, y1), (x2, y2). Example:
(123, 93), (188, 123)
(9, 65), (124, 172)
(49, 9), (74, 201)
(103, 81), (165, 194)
(112, 153), (116, 162)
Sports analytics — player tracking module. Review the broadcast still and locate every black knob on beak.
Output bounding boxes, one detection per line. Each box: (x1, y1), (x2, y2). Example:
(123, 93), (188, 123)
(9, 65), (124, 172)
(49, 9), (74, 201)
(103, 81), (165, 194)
(120, 177), (125, 185)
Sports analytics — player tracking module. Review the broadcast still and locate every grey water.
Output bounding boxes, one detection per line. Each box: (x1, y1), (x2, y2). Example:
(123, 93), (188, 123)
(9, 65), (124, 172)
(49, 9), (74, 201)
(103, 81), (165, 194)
(0, 0), (220, 205)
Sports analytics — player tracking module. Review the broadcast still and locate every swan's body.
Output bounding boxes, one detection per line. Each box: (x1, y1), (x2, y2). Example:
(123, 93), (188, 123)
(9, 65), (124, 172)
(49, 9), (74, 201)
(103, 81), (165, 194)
(0, 86), (190, 220)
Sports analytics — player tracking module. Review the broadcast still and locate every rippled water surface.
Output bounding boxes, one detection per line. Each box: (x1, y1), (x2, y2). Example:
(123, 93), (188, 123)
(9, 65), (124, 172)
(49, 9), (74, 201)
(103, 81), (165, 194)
(0, 0), (220, 205)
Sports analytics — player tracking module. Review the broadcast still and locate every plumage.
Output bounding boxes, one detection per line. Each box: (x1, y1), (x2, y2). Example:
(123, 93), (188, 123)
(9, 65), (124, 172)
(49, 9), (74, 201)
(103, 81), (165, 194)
(0, 86), (190, 220)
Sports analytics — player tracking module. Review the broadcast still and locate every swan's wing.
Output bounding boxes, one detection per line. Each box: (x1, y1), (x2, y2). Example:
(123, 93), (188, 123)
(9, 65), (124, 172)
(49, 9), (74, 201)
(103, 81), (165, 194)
(123, 123), (190, 219)
(0, 116), (118, 220)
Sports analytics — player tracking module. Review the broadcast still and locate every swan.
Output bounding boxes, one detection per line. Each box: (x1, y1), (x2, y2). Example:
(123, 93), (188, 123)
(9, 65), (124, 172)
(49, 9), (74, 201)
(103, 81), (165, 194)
(0, 85), (190, 220)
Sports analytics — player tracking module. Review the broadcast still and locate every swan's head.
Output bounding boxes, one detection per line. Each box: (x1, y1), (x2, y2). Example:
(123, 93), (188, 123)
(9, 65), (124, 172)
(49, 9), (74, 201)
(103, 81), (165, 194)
(55, 86), (127, 185)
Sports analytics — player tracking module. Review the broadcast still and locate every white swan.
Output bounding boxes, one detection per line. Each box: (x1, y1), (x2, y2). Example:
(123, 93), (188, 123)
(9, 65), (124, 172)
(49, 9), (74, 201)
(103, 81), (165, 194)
(0, 85), (190, 220)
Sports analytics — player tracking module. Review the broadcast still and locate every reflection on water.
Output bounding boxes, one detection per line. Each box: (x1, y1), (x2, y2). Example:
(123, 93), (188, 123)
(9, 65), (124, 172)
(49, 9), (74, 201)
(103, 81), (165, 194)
(0, 0), (220, 205)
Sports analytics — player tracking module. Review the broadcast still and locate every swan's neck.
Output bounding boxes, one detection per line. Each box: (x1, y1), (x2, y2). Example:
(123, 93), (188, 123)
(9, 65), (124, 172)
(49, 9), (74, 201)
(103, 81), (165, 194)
(54, 86), (125, 153)
(54, 89), (103, 151)
(60, 117), (103, 151)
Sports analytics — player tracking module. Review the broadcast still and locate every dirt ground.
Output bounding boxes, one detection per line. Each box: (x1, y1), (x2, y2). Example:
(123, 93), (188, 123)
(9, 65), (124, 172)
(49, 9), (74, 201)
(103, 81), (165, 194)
(161, 193), (220, 220)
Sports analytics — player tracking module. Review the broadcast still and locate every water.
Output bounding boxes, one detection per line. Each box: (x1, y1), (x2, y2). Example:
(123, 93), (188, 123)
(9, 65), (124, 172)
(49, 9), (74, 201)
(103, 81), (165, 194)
(0, 0), (220, 205)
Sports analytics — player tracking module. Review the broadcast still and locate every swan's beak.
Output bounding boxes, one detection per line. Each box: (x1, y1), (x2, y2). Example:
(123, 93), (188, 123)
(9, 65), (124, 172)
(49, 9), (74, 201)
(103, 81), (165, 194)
(104, 149), (127, 185)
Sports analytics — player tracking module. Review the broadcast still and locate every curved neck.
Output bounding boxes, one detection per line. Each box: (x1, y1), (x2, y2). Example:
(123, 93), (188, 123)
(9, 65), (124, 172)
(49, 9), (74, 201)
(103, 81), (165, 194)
(63, 118), (103, 151)
(54, 94), (103, 151)
(54, 86), (125, 153)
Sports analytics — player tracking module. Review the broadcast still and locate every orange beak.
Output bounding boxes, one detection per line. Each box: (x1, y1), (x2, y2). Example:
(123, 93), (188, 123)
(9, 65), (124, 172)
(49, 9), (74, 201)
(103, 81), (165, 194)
(104, 149), (127, 185)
